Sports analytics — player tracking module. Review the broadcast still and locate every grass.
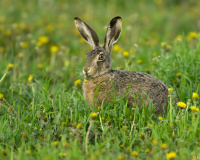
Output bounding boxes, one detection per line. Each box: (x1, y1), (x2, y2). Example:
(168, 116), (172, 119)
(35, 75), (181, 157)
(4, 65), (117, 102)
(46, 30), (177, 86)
(0, 0), (200, 159)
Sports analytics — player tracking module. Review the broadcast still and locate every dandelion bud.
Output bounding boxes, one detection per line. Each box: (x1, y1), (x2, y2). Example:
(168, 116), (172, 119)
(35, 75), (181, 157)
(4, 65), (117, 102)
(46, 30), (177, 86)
(43, 116), (48, 122)
(176, 72), (181, 78)
(97, 106), (101, 110)
(107, 119), (112, 125)
(84, 79), (88, 84)
(131, 151), (138, 157)
(192, 93), (199, 100)
(2, 148), (7, 156)
(139, 133), (145, 140)
(0, 93), (3, 101)
(76, 123), (82, 129)
(49, 92), (53, 99)
(168, 88), (173, 95)
(161, 143), (168, 150)
(8, 107), (12, 112)
(40, 104), (44, 110)
(22, 132), (28, 138)
(7, 63), (14, 71)
(28, 75), (33, 83)
(52, 141), (59, 147)
(26, 150), (31, 155)
(90, 112), (98, 120)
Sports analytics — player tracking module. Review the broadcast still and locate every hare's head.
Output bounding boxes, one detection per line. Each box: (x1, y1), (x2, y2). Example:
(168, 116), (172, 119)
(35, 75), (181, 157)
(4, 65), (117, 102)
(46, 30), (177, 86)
(74, 17), (122, 78)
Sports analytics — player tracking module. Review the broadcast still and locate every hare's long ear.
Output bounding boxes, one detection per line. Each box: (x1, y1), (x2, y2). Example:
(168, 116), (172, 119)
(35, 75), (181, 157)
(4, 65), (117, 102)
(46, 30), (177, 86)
(104, 16), (122, 53)
(74, 17), (100, 50)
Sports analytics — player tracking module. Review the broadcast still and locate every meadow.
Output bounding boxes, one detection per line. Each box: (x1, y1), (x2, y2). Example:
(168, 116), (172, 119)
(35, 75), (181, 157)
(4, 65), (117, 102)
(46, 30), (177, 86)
(0, 0), (200, 159)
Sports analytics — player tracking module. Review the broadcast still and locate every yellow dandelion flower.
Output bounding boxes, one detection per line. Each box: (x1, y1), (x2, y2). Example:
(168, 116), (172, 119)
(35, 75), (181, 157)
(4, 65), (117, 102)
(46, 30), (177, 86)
(2, 148), (7, 156)
(123, 51), (129, 58)
(147, 124), (153, 127)
(161, 143), (168, 150)
(139, 133), (144, 139)
(74, 79), (81, 86)
(39, 136), (45, 141)
(37, 64), (43, 70)
(76, 123), (82, 129)
(107, 119), (112, 125)
(159, 116), (164, 121)
(39, 36), (49, 44)
(189, 32), (197, 39)
(8, 63), (14, 71)
(37, 41), (43, 47)
(98, 106), (101, 110)
(8, 107), (12, 112)
(4, 30), (11, 37)
(19, 23), (27, 30)
(52, 141), (59, 147)
(22, 132), (28, 138)
(166, 151), (177, 159)
(176, 73), (181, 78)
(122, 126), (128, 130)
(17, 53), (24, 58)
(63, 142), (70, 148)
(192, 93), (199, 100)
(125, 147), (130, 153)
(137, 59), (143, 64)
(177, 102), (186, 109)
(174, 35), (182, 43)
(84, 79), (88, 84)
(168, 88), (173, 94)
(190, 106), (199, 113)
(113, 44), (120, 52)
(0, 47), (4, 53)
(152, 139), (158, 145)
(153, 52), (158, 57)
(131, 151), (138, 157)
(59, 153), (67, 157)
(46, 24), (54, 32)
(161, 42), (167, 47)
(145, 149), (150, 153)
(101, 117), (105, 122)
(25, 150), (31, 155)
(90, 112), (98, 119)
(50, 45), (59, 53)
(36, 113), (41, 118)
(166, 44), (172, 51)
(120, 144), (124, 148)
(20, 42), (28, 48)
(0, 93), (4, 101)
(28, 75), (33, 83)
(118, 154), (124, 160)
(0, 16), (5, 23)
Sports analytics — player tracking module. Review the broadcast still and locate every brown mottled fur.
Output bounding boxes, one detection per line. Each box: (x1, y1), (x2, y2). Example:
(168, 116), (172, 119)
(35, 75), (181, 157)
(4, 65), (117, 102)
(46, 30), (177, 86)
(83, 70), (168, 114)
(74, 16), (169, 114)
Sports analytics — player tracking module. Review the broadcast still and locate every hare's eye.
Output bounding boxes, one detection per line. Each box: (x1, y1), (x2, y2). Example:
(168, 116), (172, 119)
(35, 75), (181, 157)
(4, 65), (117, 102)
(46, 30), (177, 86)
(98, 54), (105, 61)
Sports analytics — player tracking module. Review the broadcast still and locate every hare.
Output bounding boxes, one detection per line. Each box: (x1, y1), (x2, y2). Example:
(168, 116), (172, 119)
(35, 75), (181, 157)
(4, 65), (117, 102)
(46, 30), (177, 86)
(74, 16), (169, 114)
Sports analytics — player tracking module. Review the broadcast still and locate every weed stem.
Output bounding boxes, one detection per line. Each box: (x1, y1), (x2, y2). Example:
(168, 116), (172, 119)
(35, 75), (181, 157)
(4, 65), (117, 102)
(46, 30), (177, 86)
(85, 120), (93, 154)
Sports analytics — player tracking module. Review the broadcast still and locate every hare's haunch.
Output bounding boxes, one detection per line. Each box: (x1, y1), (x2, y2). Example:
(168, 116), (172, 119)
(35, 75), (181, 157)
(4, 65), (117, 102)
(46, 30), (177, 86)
(74, 17), (169, 114)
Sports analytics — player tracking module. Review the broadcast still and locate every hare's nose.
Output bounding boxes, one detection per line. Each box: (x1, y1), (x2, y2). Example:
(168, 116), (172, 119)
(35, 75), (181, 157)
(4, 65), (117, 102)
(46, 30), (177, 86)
(83, 67), (90, 74)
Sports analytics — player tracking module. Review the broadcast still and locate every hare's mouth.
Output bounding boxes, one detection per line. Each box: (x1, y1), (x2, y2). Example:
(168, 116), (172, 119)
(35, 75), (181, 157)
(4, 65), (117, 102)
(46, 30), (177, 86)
(83, 70), (92, 78)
